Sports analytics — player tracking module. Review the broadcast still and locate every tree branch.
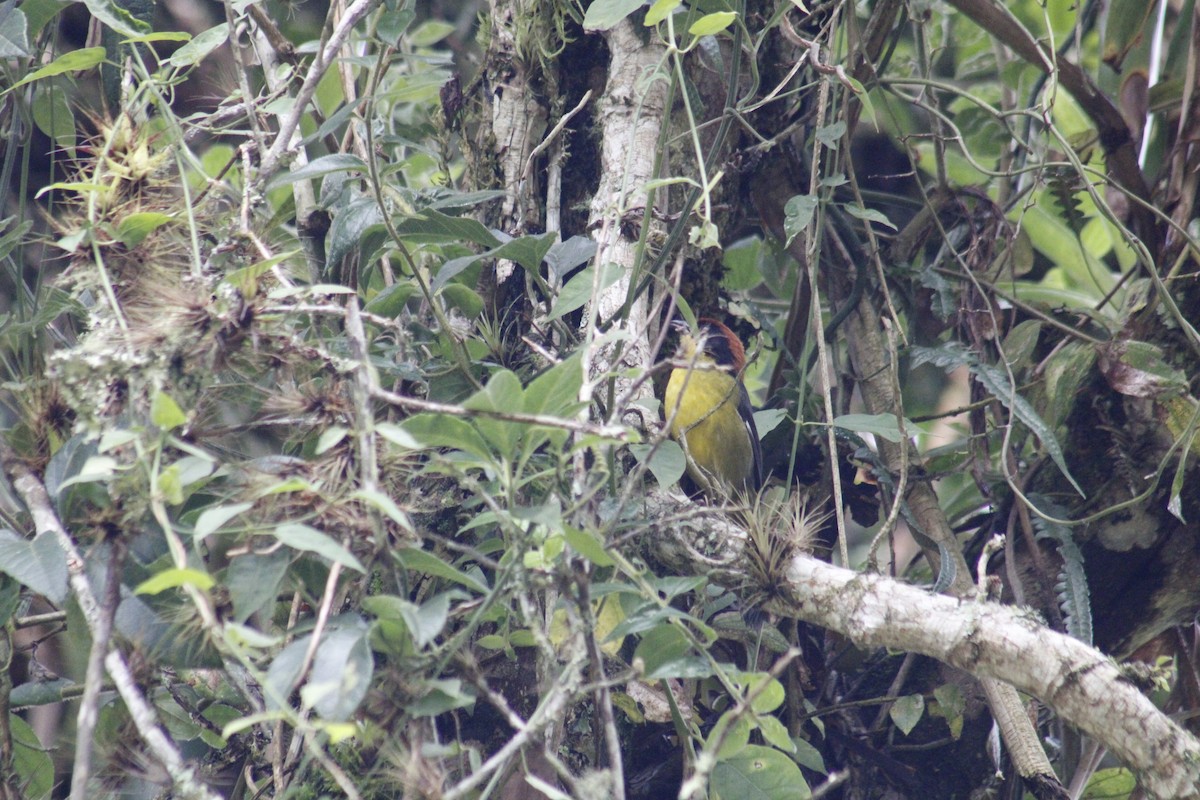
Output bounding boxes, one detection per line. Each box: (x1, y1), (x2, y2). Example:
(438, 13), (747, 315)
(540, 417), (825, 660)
(647, 499), (1200, 800)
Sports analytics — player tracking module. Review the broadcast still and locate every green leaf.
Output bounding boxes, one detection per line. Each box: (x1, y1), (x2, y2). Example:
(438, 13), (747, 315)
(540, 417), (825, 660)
(399, 413), (493, 461)
(375, 421), (422, 450)
(544, 236), (597, 281)
(440, 283), (484, 318)
(364, 282), (417, 318)
(193, 501), (254, 538)
(0, 3), (31, 58)
(688, 11), (735, 35)
(1098, 339), (1189, 398)
(1081, 768), (1136, 799)
(267, 153), (367, 190)
(710, 711), (752, 759)
(165, 22), (227, 67)
(395, 547), (489, 593)
(135, 567), (216, 595)
(791, 737), (826, 774)
(524, 351), (584, 418)
(10, 713), (53, 800)
(408, 19), (455, 46)
(741, 672), (785, 714)
(228, 550), (290, 623)
(889, 693), (925, 735)
(81, 0), (150, 37)
(351, 488), (414, 532)
(464, 369), (524, 453)
(31, 81), (74, 149)
(8, 46), (105, 91)
(150, 390), (187, 431)
(0, 531), (67, 603)
(431, 231), (556, 292)
(753, 408), (787, 437)
(121, 30), (190, 43)
(757, 715), (795, 754)
(973, 362), (1085, 497)
(326, 195), (383, 265)
(643, 0), (681, 25)
(315, 426), (348, 456)
(563, 526), (615, 567)
(303, 626), (373, 721)
(832, 413), (918, 443)
(393, 209), (501, 248)
(630, 440), (686, 488)
(711, 745), (810, 800)
(274, 523), (365, 573)
(549, 262), (624, 319)
(783, 194), (817, 245)
(932, 683), (965, 740)
(583, 0), (644, 31)
(634, 623), (710, 679)
(815, 121), (846, 148)
(408, 677), (475, 716)
(398, 591), (463, 648)
(115, 211), (172, 247)
(844, 203), (897, 230)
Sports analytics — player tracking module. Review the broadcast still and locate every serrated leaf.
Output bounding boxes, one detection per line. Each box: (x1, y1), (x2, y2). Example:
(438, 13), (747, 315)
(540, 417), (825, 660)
(973, 362), (1085, 497)
(1029, 493), (1093, 645)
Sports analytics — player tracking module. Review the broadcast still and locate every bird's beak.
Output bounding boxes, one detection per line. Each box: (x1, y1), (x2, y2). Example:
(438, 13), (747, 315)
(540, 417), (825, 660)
(670, 319), (690, 335)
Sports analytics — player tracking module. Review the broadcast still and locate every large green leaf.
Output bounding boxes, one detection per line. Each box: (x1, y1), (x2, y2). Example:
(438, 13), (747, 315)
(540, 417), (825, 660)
(711, 745), (810, 800)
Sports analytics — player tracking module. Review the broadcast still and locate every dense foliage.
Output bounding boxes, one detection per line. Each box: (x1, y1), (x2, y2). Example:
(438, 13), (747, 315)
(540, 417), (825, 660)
(1, 0), (1199, 798)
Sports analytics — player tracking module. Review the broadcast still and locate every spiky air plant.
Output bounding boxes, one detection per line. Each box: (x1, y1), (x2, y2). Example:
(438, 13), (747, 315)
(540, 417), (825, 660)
(46, 112), (265, 439)
(738, 487), (825, 612)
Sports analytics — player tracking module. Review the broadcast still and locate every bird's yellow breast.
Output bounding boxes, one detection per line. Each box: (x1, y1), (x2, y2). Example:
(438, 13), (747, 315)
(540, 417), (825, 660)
(663, 366), (755, 495)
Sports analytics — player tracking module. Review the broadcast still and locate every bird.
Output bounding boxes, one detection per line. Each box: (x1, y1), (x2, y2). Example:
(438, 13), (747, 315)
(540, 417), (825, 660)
(663, 317), (763, 499)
